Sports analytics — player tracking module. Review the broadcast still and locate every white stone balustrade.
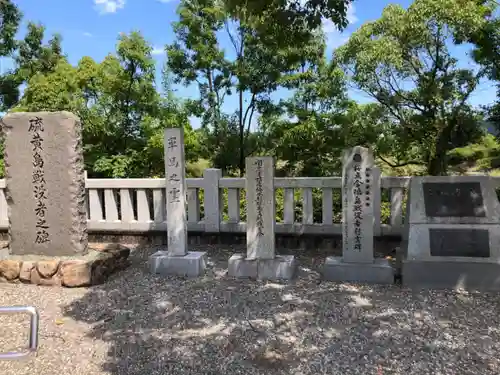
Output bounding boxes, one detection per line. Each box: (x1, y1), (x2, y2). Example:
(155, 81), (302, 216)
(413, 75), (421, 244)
(0, 176), (497, 236)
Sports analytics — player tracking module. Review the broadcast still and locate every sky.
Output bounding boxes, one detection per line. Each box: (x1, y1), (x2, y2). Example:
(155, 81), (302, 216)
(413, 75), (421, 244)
(7, 0), (498, 128)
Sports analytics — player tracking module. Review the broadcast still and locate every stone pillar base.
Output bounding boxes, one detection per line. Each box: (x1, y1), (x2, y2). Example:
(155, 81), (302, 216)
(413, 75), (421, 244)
(323, 256), (394, 284)
(228, 254), (297, 280)
(402, 260), (500, 291)
(149, 251), (207, 277)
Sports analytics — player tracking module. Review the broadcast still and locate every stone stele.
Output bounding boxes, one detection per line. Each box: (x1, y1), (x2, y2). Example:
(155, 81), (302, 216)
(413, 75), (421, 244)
(323, 146), (393, 285)
(227, 156), (297, 280)
(2, 111), (88, 256)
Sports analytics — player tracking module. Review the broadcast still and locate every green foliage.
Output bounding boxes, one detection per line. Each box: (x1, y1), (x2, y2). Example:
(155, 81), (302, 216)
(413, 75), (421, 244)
(336, 0), (494, 175)
(16, 31), (200, 178)
(2, 0), (500, 183)
(166, 0), (331, 175)
(224, 0), (353, 30)
(448, 134), (500, 171)
(0, 0), (21, 110)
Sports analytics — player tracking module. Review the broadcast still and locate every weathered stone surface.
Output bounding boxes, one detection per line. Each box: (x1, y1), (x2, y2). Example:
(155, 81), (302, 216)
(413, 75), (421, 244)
(0, 259), (21, 280)
(30, 267), (42, 284)
(59, 261), (92, 287)
(40, 275), (62, 286)
(19, 261), (35, 282)
(2, 111), (88, 256)
(36, 260), (60, 278)
(30, 267), (61, 286)
(0, 243), (131, 287)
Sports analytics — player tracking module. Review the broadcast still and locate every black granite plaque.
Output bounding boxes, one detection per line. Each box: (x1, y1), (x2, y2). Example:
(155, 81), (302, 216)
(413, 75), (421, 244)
(429, 228), (490, 258)
(423, 182), (486, 217)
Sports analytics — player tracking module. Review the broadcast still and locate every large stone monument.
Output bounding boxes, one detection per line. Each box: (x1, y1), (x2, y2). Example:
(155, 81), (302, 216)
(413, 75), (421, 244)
(149, 127), (207, 277)
(228, 156), (296, 280)
(323, 146), (393, 284)
(0, 112), (129, 288)
(402, 175), (500, 290)
(2, 112), (87, 256)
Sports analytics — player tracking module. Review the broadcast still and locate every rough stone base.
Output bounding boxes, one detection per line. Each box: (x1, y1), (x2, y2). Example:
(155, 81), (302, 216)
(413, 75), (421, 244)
(402, 260), (500, 291)
(149, 251), (207, 277)
(228, 254), (297, 280)
(323, 257), (394, 284)
(0, 244), (130, 287)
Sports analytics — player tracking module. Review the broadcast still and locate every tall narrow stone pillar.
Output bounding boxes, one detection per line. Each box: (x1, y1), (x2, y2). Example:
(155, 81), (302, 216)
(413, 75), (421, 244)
(324, 146), (393, 284)
(149, 128), (207, 277)
(228, 156), (297, 280)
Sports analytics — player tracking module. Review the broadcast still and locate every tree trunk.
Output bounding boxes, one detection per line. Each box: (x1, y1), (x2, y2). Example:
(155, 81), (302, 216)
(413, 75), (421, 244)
(427, 151), (448, 176)
(238, 89), (245, 177)
(426, 125), (452, 176)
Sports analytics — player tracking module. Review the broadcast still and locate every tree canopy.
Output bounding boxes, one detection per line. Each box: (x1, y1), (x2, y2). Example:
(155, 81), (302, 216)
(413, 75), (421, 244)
(1, 0), (500, 178)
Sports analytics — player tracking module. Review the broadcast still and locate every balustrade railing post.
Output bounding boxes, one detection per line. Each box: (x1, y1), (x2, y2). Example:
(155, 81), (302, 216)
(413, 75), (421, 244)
(203, 169), (222, 232)
(84, 170), (88, 219)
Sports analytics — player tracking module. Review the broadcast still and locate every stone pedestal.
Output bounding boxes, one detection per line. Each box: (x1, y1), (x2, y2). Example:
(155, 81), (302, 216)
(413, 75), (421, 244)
(0, 244), (130, 287)
(149, 251), (207, 278)
(402, 176), (500, 291)
(228, 157), (296, 280)
(228, 254), (297, 280)
(323, 146), (393, 284)
(324, 257), (393, 284)
(402, 260), (500, 291)
(148, 128), (206, 277)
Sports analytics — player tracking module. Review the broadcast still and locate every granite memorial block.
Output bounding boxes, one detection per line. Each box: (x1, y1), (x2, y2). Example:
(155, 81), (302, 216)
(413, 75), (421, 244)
(228, 157), (297, 280)
(149, 127), (207, 277)
(402, 176), (500, 291)
(2, 112), (87, 256)
(324, 146), (393, 284)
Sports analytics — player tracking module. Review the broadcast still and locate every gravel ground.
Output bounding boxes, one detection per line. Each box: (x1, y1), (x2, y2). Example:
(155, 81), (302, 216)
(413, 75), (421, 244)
(1, 244), (500, 375)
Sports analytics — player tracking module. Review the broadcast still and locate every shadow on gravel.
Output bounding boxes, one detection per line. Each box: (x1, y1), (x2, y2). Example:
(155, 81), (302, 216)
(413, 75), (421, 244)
(62, 245), (500, 375)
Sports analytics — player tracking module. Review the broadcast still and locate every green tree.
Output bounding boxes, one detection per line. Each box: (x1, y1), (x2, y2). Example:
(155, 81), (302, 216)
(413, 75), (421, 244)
(223, 0), (353, 49)
(167, 0), (326, 175)
(2, 22), (65, 110)
(260, 59), (350, 176)
(469, 6), (500, 132)
(17, 32), (197, 178)
(336, 0), (494, 175)
(0, 0), (22, 110)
